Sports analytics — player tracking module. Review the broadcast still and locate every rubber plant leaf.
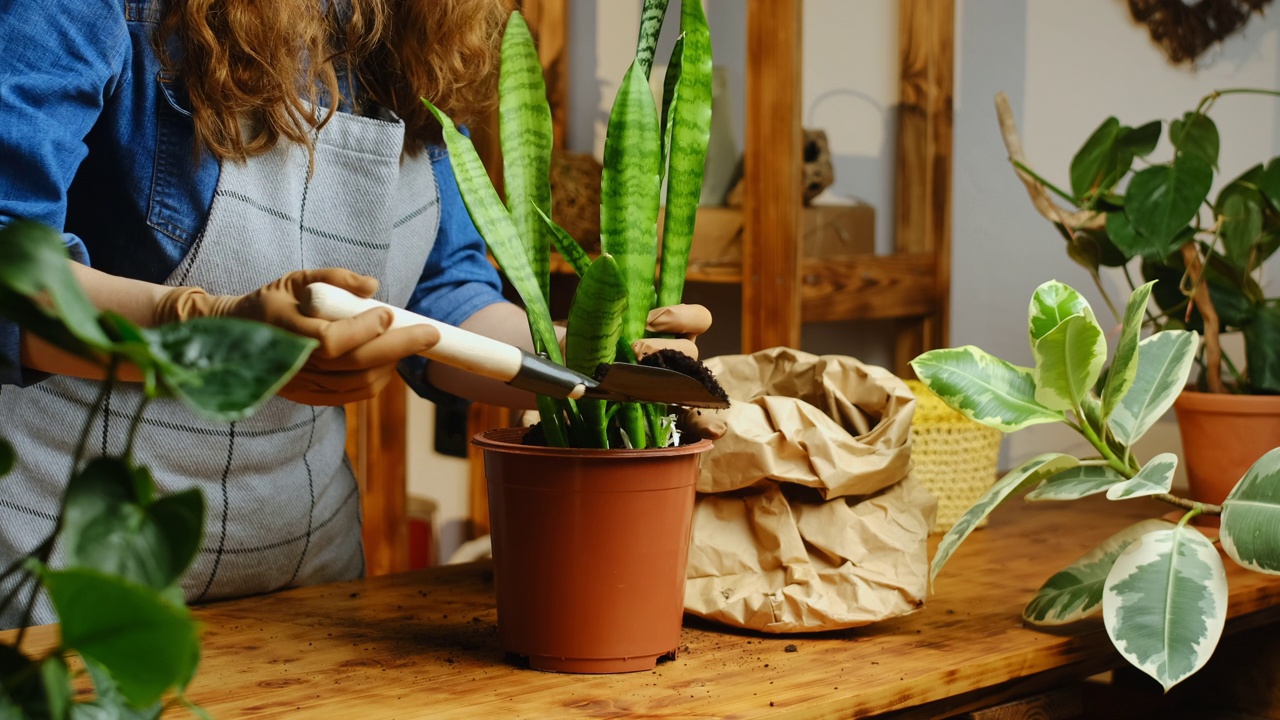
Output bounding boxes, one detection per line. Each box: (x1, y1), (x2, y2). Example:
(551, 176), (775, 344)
(1025, 465), (1126, 502)
(1101, 281), (1156, 420)
(37, 565), (202, 708)
(656, 0), (713, 310)
(1031, 315), (1107, 413)
(910, 346), (1064, 433)
(1106, 453), (1176, 500)
(1221, 447), (1280, 574)
(1027, 280), (1098, 344)
(1107, 329), (1198, 445)
(1024, 519), (1174, 626)
(499, 12), (554, 305)
(1123, 154), (1214, 255)
(633, 0), (670, 79)
(1103, 524), (1227, 691)
(565, 254), (627, 448)
(930, 453), (1080, 585)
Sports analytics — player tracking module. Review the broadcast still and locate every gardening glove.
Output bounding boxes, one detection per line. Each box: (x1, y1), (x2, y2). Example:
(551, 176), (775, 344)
(153, 268), (440, 406)
(631, 304), (713, 361)
(678, 406), (728, 441)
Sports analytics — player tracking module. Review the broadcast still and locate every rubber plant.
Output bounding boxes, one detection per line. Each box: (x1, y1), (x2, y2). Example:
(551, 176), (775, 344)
(0, 221), (317, 718)
(912, 278), (1280, 692)
(996, 88), (1280, 395)
(422, 0), (713, 449)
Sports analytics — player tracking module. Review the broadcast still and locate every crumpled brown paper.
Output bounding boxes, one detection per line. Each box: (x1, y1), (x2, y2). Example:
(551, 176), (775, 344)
(684, 348), (936, 633)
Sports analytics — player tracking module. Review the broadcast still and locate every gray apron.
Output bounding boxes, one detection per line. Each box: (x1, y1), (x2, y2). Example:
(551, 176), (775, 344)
(0, 108), (440, 628)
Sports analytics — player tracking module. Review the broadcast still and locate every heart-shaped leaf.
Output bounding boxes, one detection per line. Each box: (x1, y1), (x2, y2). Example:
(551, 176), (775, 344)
(1119, 120), (1162, 157)
(1244, 305), (1280, 394)
(1026, 465), (1126, 501)
(1032, 314), (1107, 412)
(1124, 155), (1213, 254)
(1170, 111), (1220, 168)
(1102, 281), (1156, 419)
(910, 347), (1064, 433)
(1108, 330), (1198, 445)
(1258, 157), (1280, 212)
(1221, 447), (1280, 573)
(76, 659), (165, 720)
(1107, 453), (1176, 500)
(1216, 181), (1264, 271)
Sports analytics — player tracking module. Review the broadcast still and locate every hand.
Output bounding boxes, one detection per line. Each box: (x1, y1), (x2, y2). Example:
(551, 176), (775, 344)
(153, 269), (440, 405)
(631, 304), (713, 361)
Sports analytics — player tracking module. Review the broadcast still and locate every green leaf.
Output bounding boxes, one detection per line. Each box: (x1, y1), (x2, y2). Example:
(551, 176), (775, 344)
(0, 437), (13, 478)
(910, 347), (1065, 432)
(40, 567), (201, 707)
(565, 255), (628, 448)
(75, 659), (164, 720)
(1119, 120), (1162, 157)
(1124, 155), (1213, 254)
(0, 220), (112, 355)
(0, 644), (66, 720)
(146, 317), (316, 422)
(147, 489), (205, 583)
(1258, 157), (1280, 212)
(1244, 304), (1280, 393)
(535, 205), (590, 278)
(1108, 330), (1198, 445)
(1105, 210), (1167, 260)
(1027, 280), (1097, 344)
(659, 36), (682, 182)
(1070, 117), (1121, 200)
(499, 11), (554, 306)
(1102, 281), (1156, 419)
(1023, 519), (1173, 625)
(634, 0), (671, 78)
(1106, 453), (1176, 500)
(1221, 447), (1280, 573)
(40, 655), (70, 720)
(1025, 465), (1126, 501)
(931, 454), (1080, 584)
(1103, 524), (1227, 691)
(1216, 181), (1264, 271)
(1170, 111), (1220, 168)
(1032, 315), (1107, 412)
(656, 0), (713, 310)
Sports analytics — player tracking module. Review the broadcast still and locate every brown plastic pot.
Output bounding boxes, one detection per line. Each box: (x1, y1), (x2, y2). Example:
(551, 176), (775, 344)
(474, 427), (711, 674)
(1173, 389), (1280, 505)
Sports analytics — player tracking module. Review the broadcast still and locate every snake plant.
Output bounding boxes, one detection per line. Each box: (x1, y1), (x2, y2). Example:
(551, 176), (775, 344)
(424, 0), (713, 449)
(913, 279), (1280, 692)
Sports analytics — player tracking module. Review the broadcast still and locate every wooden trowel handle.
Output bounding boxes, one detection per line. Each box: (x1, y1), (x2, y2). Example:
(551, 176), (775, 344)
(300, 282), (524, 384)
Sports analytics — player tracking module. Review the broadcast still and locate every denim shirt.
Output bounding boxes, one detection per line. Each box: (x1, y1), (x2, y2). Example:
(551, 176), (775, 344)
(0, 0), (506, 395)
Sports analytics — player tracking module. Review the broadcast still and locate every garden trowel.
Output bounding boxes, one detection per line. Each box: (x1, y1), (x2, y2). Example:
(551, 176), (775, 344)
(301, 283), (730, 409)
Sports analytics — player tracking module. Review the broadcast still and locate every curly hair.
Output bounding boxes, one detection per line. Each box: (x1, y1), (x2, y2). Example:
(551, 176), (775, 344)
(156, 0), (507, 160)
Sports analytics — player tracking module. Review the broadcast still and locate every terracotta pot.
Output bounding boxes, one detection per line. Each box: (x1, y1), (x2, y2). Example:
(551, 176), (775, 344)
(1173, 390), (1280, 505)
(474, 427), (711, 674)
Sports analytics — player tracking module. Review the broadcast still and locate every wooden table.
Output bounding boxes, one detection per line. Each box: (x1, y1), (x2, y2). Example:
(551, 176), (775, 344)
(11, 496), (1280, 719)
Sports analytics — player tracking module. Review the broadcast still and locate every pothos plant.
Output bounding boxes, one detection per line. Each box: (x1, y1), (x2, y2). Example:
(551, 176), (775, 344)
(999, 88), (1280, 395)
(0, 221), (316, 718)
(423, 0), (713, 449)
(911, 278), (1280, 692)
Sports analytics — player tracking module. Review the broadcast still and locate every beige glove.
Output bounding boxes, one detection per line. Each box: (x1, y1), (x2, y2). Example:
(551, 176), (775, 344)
(153, 268), (440, 406)
(631, 304), (713, 360)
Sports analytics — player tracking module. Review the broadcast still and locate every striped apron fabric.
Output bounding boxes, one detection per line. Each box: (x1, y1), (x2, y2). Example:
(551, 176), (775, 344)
(0, 108), (440, 628)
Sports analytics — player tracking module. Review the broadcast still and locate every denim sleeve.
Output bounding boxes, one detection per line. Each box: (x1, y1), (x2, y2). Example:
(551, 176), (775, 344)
(398, 146), (510, 401)
(0, 0), (129, 386)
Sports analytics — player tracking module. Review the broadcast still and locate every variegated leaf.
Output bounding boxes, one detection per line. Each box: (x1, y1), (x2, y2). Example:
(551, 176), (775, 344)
(931, 454), (1080, 584)
(1032, 314), (1107, 412)
(1107, 453), (1176, 500)
(910, 347), (1065, 433)
(1221, 447), (1280, 574)
(1024, 519), (1174, 625)
(1026, 465), (1126, 501)
(1108, 330), (1198, 445)
(1102, 282), (1156, 420)
(1028, 280), (1098, 343)
(1103, 525), (1227, 691)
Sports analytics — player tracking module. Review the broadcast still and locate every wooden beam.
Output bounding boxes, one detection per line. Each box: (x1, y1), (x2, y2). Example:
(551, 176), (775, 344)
(345, 377), (409, 577)
(894, 0), (954, 377)
(743, 0), (804, 353)
(801, 253), (938, 323)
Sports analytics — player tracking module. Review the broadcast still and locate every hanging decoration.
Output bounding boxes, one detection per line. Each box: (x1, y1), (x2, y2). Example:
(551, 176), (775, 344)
(1128, 0), (1272, 63)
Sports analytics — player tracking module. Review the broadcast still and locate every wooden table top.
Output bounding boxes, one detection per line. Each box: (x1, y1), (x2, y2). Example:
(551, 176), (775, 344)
(11, 495), (1280, 719)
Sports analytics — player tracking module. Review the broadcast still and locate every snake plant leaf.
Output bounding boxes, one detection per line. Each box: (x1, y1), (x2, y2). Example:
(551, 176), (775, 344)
(1026, 465), (1126, 502)
(423, 100), (563, 364)
(1170, 111), (1220, 169)
(1107, 329), (1198, 445)
(1244, 304), (1280, 393)
(1124, 154), (1214, 255)
(38, 566), (202, 707)
(565, 255), (627, 448)
(1032, 314), (1107, 412)
(634, 0), (670, 79)
(1102, 282), (1156, 419)
(1216, 180), (1264, 272)
(535, 205), (590, 278)
(1028, 281), (1098, 344)
(1107, 453), (1176, 500)
(911, 346), (1065, 432)
(1024, 519), (1174, 626)
(656, 0), (713, 311)
(499, 12), (554, 304)
(931, 453), (1080, 584)
(659, 36), (682, 182)
(1103, 524), (1227, 691)
(1221, 447), (1280, 574)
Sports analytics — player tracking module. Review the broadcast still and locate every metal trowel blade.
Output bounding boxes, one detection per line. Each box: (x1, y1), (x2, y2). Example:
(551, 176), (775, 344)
(583, 363), (729, 408)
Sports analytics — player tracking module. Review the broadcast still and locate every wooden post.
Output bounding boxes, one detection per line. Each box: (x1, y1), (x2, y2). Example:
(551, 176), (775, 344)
(742, 0), (804, 353)
(345, 377), (409, 577)
(894, 0), (954, 377)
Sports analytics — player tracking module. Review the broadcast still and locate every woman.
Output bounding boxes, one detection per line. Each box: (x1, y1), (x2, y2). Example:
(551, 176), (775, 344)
(0, 0), (710, 628)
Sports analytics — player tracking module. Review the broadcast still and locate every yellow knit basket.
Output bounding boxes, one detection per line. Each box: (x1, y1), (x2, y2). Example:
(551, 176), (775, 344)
(906, 380), (1003, 532)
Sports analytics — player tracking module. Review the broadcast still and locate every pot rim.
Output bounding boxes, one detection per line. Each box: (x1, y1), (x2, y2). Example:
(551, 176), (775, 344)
(472, 426), (713, 458)
(1175, 388), (1280, 414)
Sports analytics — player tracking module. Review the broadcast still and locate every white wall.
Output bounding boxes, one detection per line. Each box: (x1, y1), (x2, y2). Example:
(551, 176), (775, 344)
(406, 0), (1280, 556)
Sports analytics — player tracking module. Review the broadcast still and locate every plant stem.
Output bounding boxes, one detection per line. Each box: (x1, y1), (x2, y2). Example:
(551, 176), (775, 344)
(1011, 160), (1078, 206)
(123, 395), (151, 459)
(1089, 270), (1122, 324)
(70, 357), (117, 473)
(1221, 352), (1248, 391)
(1076, 415), (1135, 478)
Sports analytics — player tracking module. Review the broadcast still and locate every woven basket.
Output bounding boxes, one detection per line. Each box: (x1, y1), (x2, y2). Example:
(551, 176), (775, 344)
(549, 150), (602, 252)
(906, 380), (1002, 532)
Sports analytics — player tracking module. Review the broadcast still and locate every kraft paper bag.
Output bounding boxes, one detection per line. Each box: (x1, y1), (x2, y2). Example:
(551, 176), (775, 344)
(685, 348), (936, 633)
